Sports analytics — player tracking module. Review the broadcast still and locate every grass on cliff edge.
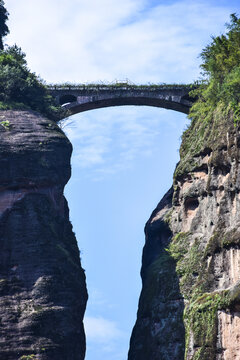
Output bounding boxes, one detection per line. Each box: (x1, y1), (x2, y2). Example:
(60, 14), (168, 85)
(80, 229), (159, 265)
(0, 45), (65, 121)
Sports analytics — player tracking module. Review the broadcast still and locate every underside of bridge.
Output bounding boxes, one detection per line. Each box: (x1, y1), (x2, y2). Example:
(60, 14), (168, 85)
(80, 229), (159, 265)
(63, 96), (191, 116)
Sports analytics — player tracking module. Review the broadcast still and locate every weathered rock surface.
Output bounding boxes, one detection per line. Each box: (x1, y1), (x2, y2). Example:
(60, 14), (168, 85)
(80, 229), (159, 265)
(129, 111), (240, 359)
(0, 111), (87, 360)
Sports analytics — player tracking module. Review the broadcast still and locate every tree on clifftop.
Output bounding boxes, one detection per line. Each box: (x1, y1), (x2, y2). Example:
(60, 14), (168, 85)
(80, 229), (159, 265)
(189, 13), (240, 124)
(0, 2), (65, 120)
(0, 45), (66, 120)
(0, 0), (9, 50)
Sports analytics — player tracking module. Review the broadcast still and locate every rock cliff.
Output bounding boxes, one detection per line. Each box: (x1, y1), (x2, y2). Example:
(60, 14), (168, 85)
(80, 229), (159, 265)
(128, 110), (240, 360)
(2, 106), (240, 360)
(0, 111), (87, 360)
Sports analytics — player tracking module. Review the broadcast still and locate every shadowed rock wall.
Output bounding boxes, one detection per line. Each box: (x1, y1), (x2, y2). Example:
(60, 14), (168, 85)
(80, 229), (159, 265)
(128, 189), (185, 360)
(0, 111), (87, 360)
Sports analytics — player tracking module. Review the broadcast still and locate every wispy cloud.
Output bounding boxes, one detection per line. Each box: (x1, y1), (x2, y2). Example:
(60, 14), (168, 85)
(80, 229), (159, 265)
(86, 287), (116, 309)
(84, 315), (127, 359)
(64, 106), (174, 179)
(84, 316), (124, 343)
(5, 0), (237, 83)
(82, 287), (127, 359)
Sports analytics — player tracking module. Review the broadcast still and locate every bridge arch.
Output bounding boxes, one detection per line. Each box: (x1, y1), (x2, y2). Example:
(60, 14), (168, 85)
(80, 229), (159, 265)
(48, 84), (194, 119)
(62, 95), (191, 117)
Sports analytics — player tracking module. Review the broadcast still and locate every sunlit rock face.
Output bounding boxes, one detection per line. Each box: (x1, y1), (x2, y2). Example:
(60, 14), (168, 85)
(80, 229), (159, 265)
(129, 112), (240, 360)
(0, 111), (87, 360)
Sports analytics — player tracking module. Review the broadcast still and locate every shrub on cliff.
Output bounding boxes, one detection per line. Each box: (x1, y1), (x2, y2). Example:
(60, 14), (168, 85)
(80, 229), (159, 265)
(0, 2), (64, 120)
(0, 45), (65, 120)
(189, 13), (240, 124)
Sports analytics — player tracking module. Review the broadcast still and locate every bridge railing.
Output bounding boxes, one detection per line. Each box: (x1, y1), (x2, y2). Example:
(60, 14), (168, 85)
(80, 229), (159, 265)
(47, 83), (195, 92)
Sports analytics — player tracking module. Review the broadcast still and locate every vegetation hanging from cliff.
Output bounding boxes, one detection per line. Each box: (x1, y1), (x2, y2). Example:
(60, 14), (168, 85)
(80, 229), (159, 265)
(0, 3), (65, 120)
(189, 13), (240, 124)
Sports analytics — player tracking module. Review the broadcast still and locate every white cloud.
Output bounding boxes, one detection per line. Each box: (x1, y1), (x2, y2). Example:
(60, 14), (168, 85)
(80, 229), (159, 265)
(87, 288), (109, 307)
(83, 314), (127, 359)
(84, 316), (123, 343)
(5, 0), (236, 83)
(63, 106), (175, 178)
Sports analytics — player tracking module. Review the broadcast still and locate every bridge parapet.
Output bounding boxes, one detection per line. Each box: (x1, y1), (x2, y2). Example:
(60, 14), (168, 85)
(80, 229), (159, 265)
(48, 83), (193, 91)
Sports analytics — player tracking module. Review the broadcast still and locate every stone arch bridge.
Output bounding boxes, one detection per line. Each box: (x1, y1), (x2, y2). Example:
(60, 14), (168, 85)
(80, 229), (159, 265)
(48, 83), (195, 117)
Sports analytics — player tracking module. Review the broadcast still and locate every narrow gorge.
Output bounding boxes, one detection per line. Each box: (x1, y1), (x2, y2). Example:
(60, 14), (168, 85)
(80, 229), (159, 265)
(0, 0), (240, 358)
(1, 104), (240, 360)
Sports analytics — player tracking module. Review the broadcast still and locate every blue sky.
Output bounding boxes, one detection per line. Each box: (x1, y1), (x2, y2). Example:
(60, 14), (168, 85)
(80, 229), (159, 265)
(5, 1), (240, 359)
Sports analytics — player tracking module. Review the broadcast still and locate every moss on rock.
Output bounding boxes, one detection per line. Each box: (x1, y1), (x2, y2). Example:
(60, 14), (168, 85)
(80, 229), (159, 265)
(205, 228), (240, 257)
(184, 291), (230, 360)
(174, 103), (235, 180)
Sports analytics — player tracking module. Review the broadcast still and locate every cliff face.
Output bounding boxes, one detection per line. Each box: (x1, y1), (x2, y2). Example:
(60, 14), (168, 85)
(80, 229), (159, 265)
(129, 110), (240, 360)
(0, 111), (87, 360)
(2, 107), (240, 360)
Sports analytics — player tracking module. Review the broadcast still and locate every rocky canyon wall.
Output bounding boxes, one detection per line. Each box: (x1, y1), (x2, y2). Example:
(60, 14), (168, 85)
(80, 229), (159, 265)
(2, 108), (240, 360)
(128, 111), (240, 360)
(0, 111), (87, 360)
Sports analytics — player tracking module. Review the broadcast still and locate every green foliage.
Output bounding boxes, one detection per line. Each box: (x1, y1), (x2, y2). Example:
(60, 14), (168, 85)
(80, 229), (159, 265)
(168, 233), (208, 300)
(189, 13), (240, 125)
(48, 82), (192, 91)
(0, 0), (9, 50)
(200, 14), (240, 79)
(168, 232), (189, 262)
(184, 291), (230, 360)
(0, 45), (65, 120)
(0, 118), (10, 129)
